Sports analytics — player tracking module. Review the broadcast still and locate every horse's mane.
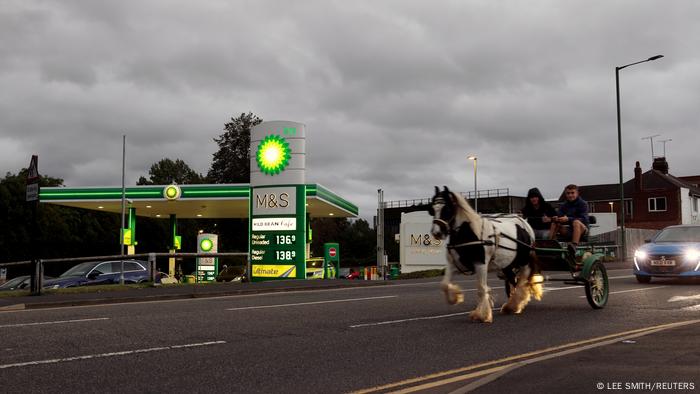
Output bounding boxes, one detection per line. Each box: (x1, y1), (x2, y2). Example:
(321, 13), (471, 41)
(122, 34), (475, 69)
(451, 192), (483, 238)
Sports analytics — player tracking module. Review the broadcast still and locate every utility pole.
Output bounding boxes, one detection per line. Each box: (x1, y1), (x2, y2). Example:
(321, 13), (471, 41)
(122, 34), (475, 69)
(376, 189), (384, 280)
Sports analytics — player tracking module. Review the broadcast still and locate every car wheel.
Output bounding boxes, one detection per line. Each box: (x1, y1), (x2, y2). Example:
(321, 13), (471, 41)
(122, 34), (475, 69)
(635, 275), (652, 284)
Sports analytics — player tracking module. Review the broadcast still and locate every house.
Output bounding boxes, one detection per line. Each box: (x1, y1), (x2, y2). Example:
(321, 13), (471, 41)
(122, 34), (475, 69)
(565, 157), (700, 230)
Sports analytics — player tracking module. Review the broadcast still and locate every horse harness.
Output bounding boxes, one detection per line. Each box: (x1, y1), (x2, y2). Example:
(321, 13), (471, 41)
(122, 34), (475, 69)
(445, 217), (534, 278)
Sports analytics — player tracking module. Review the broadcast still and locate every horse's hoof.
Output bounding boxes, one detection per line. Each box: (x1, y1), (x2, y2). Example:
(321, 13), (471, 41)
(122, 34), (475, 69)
(500, 304), (514, 314)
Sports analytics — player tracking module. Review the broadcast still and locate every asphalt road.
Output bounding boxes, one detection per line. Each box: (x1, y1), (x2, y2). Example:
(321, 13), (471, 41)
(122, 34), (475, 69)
(1, 269), (699, 393)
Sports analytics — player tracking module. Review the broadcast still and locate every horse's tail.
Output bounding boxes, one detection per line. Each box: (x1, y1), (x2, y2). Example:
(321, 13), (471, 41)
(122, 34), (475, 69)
(527, 251), (544, 301)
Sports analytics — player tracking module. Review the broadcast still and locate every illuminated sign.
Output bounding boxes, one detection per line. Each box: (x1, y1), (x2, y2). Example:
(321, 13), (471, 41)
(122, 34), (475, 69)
(199, 238), (214, 252)
(256, 135), (291, 176)
(163, 185), (181, 200)
(252, 218), (297, 231)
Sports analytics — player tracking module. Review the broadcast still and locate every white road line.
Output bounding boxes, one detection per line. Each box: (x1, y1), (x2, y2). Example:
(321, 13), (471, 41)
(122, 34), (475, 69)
(350, 312), (470, 328)
(0, 341), (225, 370)
(543, 286), (581, 292)
(577, 286), (667, 298)
(682, 304), (700, 311)
(669, 294), (700, 303)
(0, 317), (110, 329)
(226, 295), (397, 311)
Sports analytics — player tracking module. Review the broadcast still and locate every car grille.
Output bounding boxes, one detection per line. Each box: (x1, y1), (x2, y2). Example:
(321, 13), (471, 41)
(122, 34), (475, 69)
(644, 254), (687, 274)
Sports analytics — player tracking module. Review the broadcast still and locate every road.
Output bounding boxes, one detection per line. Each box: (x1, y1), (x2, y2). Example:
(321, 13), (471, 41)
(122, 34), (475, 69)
(1, 269), (699, 393)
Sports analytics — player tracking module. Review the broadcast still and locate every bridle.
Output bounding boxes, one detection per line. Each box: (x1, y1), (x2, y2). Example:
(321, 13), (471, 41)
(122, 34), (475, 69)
(430, 197), (455, 235)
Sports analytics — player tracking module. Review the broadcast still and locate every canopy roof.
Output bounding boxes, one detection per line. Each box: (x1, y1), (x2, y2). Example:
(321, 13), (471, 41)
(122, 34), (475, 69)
(40, 184), (358, 219)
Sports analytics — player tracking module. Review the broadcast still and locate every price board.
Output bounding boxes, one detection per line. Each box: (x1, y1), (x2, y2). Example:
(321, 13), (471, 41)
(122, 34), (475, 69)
(250, 185), (306, 280)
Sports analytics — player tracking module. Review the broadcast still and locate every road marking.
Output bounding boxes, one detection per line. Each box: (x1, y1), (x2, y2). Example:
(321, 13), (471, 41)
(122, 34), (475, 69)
(0, 341), (225, 370)
(226, 295), (397, 311)
(681, 304), (700, 311)
(352, 319), (700, 394)
(577, 286), (666, 298)
(350, 312), (470, 328)
(543, 285), (581, 292)
(669, 294), (700, 302)
(0, 317), (110, 328)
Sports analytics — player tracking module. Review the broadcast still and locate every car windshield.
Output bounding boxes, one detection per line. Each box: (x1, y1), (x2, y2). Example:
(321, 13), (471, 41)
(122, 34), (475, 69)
(0, 276), (28, 290)
(60, 262), (95, 277)
(654, 227), (700, 243)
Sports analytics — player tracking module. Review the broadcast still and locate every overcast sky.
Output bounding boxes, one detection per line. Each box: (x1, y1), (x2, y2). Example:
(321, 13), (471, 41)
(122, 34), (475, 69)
(2, 0), (699, 220)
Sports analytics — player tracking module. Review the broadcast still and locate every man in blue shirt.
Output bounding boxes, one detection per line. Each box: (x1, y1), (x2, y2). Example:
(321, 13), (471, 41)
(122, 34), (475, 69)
(550, 184), (590, 257)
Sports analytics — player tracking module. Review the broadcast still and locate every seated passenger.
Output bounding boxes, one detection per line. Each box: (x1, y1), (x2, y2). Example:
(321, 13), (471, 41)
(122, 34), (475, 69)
(521, 187), (556, 239)
(550, 184), (590, 257)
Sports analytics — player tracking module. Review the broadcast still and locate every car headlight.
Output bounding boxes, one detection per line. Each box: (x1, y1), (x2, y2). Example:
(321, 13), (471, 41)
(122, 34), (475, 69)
(685, 249), (700, 261)
(634, 250), (647, 260)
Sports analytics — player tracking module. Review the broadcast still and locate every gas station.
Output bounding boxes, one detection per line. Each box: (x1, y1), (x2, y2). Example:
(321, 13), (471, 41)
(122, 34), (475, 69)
(39, 121), (357, 282)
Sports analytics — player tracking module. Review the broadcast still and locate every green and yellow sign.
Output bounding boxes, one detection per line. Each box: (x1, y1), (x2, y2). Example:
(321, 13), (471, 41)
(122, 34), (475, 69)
(250, 121), (306, 282)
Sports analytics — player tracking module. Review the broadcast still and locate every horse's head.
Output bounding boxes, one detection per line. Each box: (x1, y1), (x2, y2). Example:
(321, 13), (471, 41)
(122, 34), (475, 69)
(428, 186), (456, 240)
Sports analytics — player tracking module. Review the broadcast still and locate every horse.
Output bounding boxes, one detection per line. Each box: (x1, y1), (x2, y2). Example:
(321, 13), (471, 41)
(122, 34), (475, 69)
(428, 186), (543, 323)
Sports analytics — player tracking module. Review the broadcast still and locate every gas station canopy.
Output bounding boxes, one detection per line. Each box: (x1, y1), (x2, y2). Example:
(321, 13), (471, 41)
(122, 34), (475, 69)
(40, 184), (358, 219)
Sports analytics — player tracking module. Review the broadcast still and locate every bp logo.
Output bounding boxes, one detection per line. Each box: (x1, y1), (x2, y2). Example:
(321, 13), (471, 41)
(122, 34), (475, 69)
(163, 184), (181, 200)
(256, 135), (291, 176)
(200, 238), (214, 252)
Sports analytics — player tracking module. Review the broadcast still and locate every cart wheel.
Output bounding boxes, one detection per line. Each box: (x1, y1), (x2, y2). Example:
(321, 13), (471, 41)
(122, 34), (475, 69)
(585, 261), (608, 309)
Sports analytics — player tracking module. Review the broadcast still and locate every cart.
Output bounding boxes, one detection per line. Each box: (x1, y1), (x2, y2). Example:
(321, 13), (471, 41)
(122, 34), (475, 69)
(503, 239), (609, 309)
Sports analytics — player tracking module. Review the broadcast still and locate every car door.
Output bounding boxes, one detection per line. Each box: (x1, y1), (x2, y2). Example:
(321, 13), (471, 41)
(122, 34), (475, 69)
(86, 262), (117, 285)
(122, 261), (147, 283)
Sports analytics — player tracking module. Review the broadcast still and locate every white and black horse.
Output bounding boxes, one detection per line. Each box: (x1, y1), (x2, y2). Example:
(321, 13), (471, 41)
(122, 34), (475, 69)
(428, 186), (543, 323)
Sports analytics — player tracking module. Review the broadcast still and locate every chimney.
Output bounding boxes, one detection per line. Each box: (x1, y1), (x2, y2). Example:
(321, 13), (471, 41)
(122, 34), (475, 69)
(652, 157), (669, 174)
(634, 161), (643, 192)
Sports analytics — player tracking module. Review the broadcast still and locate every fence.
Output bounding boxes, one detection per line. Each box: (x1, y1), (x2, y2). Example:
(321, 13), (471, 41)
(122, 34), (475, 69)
(383, 188), (511, 209)
(0, 252), (249, 295)
(589, 228), (659, 260)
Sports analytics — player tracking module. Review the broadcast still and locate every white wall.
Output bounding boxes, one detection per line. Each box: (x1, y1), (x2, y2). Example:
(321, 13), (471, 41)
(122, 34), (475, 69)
(399, 211), (446, 273)
(680, 188), (700, 225)
(589, 213), (616, 236)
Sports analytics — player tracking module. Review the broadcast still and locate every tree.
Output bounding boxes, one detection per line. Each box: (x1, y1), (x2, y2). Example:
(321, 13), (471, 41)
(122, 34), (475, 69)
(207, 112), (262, 183)
(137, 158), (205, 185)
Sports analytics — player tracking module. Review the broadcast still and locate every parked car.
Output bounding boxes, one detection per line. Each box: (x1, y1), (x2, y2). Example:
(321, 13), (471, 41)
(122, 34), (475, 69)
(633, 224), (700, 283)
(44, 260), (150, 289)
(216, 265), (247, 282)
(343, 269), (361, 280)
(0, 275), (54, 291)
(306, 258), (325, 279)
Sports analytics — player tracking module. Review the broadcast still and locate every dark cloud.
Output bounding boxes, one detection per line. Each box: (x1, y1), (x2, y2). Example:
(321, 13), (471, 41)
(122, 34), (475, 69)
(1, 0), (698, 219)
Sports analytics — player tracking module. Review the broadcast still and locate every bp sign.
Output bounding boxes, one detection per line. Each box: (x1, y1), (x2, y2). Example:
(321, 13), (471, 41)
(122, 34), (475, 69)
(197, 233), (218, 282)
(249, 121), (306, 281)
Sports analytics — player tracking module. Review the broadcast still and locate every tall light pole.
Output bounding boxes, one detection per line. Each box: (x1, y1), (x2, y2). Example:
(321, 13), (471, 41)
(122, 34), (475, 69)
(616, 54), (663, 260)
(467, 155), (477, 212)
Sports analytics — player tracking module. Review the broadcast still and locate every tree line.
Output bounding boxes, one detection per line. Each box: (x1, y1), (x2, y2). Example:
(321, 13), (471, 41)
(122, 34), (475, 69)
(0, 113), (375, 276)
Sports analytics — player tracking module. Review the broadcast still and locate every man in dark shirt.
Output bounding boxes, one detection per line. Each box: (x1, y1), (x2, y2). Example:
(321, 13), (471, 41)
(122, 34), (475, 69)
(521, 187), (557, 239)
(550, 184), (590, 256)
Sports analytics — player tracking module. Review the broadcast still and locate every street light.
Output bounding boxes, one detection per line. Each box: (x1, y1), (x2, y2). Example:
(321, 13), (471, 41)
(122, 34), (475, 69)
(467, 155), (477, 212)
(616, 54), (663, 260)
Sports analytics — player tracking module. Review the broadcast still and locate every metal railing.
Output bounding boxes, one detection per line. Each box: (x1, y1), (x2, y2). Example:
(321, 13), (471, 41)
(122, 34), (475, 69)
(383, 188), (511, 209)
(0, 252), (249, 296)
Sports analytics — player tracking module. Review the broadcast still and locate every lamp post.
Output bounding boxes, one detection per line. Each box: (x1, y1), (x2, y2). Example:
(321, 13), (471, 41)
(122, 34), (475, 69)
(467, 155), (477, 212)
(616, 54), (663, 260)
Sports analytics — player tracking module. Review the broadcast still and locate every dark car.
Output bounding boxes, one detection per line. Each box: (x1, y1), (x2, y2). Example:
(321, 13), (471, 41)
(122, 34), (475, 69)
(215, 265), (247, 282)
(633, 225), (700, 283)
(0, 275), (54, 291)
(44, 260), (150, 289)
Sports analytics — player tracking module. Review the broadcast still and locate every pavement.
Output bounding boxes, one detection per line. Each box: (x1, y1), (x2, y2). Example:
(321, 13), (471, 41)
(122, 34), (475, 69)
(0, 260), (631, 311)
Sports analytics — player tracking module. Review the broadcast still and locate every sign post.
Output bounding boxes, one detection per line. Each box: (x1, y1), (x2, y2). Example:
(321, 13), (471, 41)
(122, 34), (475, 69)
(249, 121), (307, 281)
(324, 243), (340, 279)
(196, 234), (219, 282)
(26, 155), (41, 294)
